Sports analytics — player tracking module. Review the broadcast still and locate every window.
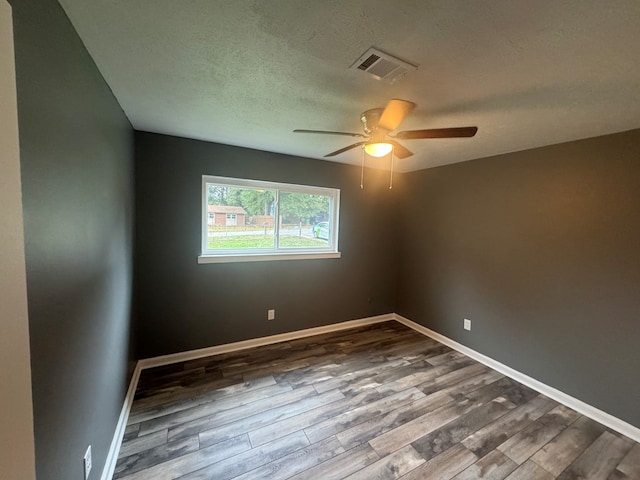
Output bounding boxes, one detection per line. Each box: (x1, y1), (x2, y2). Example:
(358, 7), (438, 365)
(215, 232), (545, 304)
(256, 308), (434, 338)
(199, 176), (340, 263)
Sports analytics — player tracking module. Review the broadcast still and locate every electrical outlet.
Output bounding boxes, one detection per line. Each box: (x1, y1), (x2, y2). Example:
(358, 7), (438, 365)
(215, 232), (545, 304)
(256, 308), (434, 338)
(83, 445), (92, 479)
(267, 309), (275, 320)
(464, 318), (472, 331)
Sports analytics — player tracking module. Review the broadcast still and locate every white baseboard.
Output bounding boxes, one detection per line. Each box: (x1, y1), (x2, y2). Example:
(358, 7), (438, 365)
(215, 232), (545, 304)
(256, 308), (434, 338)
(139, 313), (395, 369)
(100, 361), (142, 480)
(394, 314), (640, 443)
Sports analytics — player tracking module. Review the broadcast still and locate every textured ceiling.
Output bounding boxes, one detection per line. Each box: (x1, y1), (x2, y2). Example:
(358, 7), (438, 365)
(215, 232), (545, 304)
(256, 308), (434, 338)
(58, 0), (640, 172)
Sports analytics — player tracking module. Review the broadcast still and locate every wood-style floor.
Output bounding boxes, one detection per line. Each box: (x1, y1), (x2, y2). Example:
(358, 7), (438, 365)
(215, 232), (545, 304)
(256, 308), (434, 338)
(115, 321), (640, 479)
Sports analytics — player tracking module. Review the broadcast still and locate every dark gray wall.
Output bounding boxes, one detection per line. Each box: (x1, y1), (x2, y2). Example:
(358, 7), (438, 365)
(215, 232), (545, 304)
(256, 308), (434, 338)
(134, 132), (398, 358)
(10, 0), (135, 478)
(397, 129), (640, 428)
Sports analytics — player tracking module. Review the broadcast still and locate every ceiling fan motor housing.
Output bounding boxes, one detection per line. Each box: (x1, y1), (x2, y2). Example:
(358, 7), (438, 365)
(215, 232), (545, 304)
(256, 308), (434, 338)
(360, 108), (386, 134)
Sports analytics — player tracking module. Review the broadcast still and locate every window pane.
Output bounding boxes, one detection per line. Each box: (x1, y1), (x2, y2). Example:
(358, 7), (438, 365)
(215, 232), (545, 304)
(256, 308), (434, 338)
(206, 183), (276, 250)
(202, 175), (340, 261)
(279, 191), (331, 248)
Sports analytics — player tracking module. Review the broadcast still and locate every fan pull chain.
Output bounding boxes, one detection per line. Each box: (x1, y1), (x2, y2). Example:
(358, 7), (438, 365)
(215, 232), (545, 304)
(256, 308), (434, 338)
(360, 146), (365, 189)
(389, 148), (394, 189)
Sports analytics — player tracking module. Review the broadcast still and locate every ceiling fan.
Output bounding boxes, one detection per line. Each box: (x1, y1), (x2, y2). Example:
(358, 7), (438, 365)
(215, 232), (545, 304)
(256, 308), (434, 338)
(293, 99), (478, 160)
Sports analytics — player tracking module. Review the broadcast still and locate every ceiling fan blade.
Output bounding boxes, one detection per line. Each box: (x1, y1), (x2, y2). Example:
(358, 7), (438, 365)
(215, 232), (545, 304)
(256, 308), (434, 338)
(324, 142), (366, 157)
(389, 141), (413, 159)
(293, 129), (366, 138)
(379, 99), (416, 131)
(395, 126), (478, 139)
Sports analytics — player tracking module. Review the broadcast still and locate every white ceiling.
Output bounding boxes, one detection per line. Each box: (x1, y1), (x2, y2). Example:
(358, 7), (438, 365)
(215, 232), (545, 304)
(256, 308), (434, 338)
(58, 0), (640, 172)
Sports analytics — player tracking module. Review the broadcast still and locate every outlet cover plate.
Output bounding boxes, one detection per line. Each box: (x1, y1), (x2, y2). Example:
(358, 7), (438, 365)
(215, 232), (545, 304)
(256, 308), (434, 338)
(268, 309), (275, 320)
(464, 319), (472, 331)
(83, 445), (92, 479)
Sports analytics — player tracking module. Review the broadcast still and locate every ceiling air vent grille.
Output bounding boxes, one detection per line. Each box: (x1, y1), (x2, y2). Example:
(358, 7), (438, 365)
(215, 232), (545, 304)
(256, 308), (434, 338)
(357, 53), (380, 71)
(350, 48), (417, 84)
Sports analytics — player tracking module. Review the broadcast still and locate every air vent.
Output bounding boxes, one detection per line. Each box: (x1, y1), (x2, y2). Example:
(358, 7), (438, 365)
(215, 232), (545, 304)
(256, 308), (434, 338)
(350, 48), (417, 84)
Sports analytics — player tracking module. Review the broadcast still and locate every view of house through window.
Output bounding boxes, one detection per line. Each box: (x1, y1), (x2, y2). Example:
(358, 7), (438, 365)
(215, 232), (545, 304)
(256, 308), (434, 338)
(201, 176), (340, 260)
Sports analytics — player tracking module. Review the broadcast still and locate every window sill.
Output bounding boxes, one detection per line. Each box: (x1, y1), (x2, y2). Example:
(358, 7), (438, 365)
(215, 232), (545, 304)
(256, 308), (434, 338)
(198, 251), (341, 264)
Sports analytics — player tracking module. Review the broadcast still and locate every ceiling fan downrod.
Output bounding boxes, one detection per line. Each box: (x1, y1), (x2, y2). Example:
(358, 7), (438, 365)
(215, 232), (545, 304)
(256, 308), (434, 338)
(389, 148), (394, 190)
(360, 147), (365, 189)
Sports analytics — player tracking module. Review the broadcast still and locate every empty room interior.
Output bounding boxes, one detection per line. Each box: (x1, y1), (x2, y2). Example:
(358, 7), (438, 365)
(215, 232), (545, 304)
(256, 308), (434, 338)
(2, 1), (640, 479)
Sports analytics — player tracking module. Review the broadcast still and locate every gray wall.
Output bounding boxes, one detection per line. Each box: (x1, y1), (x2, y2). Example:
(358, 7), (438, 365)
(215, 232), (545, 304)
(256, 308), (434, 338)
(134, 132), (398, 358)
(10, 0), (135, 478)
(397, 129), (640, 428)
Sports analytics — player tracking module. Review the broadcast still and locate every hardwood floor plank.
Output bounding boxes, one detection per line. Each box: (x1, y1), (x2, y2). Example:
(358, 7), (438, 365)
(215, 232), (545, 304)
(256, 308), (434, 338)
(228, 436), (345, 480)
(336, 390), (455, 450)
(287, 444), (380, 480)
(418, 363), (490, 396)
(366, 360), (435, 385)
(123, 423), (140, 442)
(342, 444), (425, 480)
(114, 435), (198, 479)
(464, 377), (525, 405)
(376, 338), (444, 361)
(311, 358), (414, 394)
(134, 366), (208, 392)
(375, 359), (472, 395)
(249, 389), (382, 447)
(615, 442), (640, 478)
(556, 431), (634, 480)
(134, 368), (230, 401)
(497, 404), (580, 465)
(452, 449), (518, 480)
(411, 397), (515, 462)
(176, 430), (310, 480)
(220, 346), (329, 378)
(304, 387), (427, 443)
(497, 383), (540, 407)
(197, 387), (345, 447)
(383, 339), (450, 363)
(129, 374), (244, 413)
(368, 399), (464, 457)
(118, 429), (167, 459)
(426, 350), (468, 366)
(270, 357), (348, 385)
(606, 470), (628, 480)
(240, 356), (317, 381)
(138, 382), (295, 436)
(504, 459), (554, 480)
(166, 384), (317, 442)
(461, 395), (558, 458)
(117, 434), (251, 480)
(400, 444), (478, 480)
(530, 415), (606, 477)
(438, 369), (506, 399)
(323, 328), (418, 354)
(128, 375), (278, 425)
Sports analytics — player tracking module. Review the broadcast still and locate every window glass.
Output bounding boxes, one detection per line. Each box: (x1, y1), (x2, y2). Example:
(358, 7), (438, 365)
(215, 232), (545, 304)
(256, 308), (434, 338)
(206, 184), (276, 251)
(201, 176), (340, 261)
(279, 192), (332, 248)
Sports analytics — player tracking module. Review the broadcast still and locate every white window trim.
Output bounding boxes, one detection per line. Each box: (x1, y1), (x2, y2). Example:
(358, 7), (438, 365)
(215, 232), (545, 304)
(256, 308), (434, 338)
(199, 175), (341, 263)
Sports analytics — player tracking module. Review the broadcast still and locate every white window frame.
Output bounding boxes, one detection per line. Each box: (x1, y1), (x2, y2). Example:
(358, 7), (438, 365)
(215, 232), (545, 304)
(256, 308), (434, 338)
(199, 175), (341, 263)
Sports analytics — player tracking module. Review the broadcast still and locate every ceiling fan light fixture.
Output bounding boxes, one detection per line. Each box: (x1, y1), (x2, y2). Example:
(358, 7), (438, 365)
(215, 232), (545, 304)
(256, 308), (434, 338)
(364, 142), (393, 157)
